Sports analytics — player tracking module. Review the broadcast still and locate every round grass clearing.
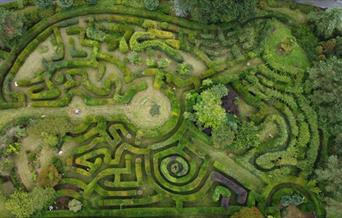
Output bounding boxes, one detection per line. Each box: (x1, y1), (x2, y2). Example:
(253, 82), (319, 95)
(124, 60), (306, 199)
(126, 81), (171, 129)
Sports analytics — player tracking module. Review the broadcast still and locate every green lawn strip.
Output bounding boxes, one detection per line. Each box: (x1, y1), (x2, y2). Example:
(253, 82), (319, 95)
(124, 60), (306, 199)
(187, 128), (266, 192)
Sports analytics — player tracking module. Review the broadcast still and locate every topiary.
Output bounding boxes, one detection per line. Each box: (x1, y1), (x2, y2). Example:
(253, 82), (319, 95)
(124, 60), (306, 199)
(119, 37), (129, 54)
(144, 0), (159, 11)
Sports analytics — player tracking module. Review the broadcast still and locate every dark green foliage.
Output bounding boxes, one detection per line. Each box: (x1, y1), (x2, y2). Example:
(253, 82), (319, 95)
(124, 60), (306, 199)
(0, 8), (24, 49)
(5, 187), (56, 218)
(176, 0), (258, 24)
(149, 102), (161, 116)
(57, 0), (74, 9)
(304, 57), (342, 148)
(315, 156), (342, 218)
(212, 124), (235, 148)
(144, 0), (159, 11)
(280, 194), (305, 207)
(87, 0), (97, 5)
(291, 24), (318, 61)
(34, 0), (54, 9)
(308, 8), (342, 40)
(230, 121), (260, 154)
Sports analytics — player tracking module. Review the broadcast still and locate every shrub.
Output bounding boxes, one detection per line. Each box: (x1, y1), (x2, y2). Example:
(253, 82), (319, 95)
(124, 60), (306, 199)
(157, 58), (171, 68)
(68, 199), (82, 212)
(57, 0), (74, 9)
(33, 0), (54, 8)
(0, 8), (24, 49)
(212, 124), (235, 148)
(176, 63), (193, 76)
(5, 187), (56, 218)
(144, 0), (159, 11)
(149, 102), (161, 116)
(230, 121), (260, 154)
(192, 84), (228, 129)
(119, 37), (129, 54)
(127, 51), (142, 64)
(308, 8), (342, 39)
(37, 165), (62, 188)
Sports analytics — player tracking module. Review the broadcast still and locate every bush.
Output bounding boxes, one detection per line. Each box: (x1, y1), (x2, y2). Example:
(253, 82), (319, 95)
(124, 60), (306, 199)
(144, 0), (159, 11)
(191, 84), (228, 129)
(5, 187), (56, 218)
(68, 199), (82, 212)
(37, 165), (62, 188)
(176, 63), (193, 76)
(34, 0), (54, 9)
(308, 8), (342, 40)
(57, 0), (74, 9)
(119, 37), (129, 54)
(0, 8), (24, 49)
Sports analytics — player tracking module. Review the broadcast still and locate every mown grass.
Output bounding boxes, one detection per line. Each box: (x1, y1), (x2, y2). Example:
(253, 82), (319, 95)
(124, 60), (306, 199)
(263, 20), (310, 72)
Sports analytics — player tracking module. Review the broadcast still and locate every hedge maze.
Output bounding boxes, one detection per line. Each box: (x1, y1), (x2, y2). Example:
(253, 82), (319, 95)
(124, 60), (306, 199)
(0, 4), (324, 218)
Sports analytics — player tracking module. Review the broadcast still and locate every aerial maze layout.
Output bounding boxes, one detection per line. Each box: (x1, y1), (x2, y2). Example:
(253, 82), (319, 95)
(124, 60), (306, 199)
(0, 3), (325, 218)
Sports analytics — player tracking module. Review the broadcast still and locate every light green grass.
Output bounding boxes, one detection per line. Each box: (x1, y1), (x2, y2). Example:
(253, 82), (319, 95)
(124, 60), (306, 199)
(263, 20), (310, 72)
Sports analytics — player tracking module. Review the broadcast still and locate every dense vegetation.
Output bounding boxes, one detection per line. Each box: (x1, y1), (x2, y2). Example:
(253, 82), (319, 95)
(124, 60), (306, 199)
(0, 0), (341, 218)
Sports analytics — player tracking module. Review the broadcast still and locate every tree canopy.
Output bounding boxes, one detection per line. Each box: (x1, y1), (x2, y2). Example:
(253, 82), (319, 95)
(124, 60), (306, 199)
(5, 187), (56, 218)
(0, 8), (24, 49)
(304, 57), (342, 149)
(315, 155), (342, 218)
(173, 0), (258, 24)
(309, 8), (342, 39)
(192, 84), (228, 129)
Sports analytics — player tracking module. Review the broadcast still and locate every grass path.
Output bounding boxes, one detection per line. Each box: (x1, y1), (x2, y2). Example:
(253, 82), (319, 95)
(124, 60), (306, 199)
(188, 129), (266, 192)
(0, 81), (171, 131)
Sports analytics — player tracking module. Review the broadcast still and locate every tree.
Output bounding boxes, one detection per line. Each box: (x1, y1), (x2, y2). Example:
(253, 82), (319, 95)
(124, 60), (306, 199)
(309, 8), (342, 39)
(193, 84), (228, 129)
(34, 0), (54, 9)
(144, 0), (159, 11)
(231, 207), (264, 218)
(0, 8), (24, 49)
(315, 155), (342, 218)
(5, 187), (55, 218)
(5, 191), (32, 218)
(212, 124), (235, 148)
(68, 199), (82, 212)
(174, 0), (258, 24)
(57, 0), (74, 9)
(304, 57), (342, 149)
(230, 121), (260, 154)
